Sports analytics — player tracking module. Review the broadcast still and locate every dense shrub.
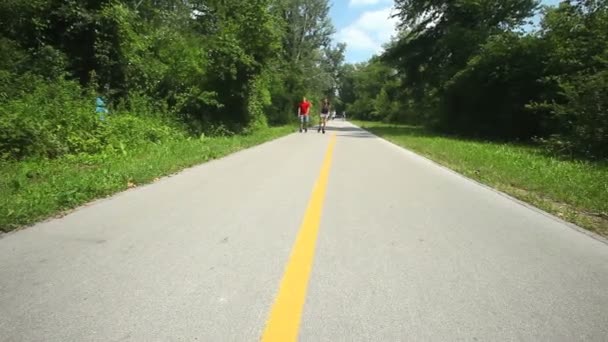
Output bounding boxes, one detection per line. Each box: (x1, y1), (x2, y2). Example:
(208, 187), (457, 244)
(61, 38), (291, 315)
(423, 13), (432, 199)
(539, 70), (608, 158)
(0, 77), (100, 159)
(340, 0), (608, 160)
(0, 0), (343, 161)
(0, 76), (185, 160)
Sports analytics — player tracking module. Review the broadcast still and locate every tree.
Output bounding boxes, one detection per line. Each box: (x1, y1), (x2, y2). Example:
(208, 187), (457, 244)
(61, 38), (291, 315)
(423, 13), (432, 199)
(267, 0), (340, 124)
(532, 0), (608, 158)
(336, 57), (401, 121)
(0, 0), (348, 159)
(388, 0), (539, 91)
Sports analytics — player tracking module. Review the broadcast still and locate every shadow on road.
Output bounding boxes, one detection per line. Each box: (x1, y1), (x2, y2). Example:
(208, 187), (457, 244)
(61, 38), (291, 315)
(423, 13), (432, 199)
(335, 133), (376, 138)
(324, 125), (363, 132)
(323, 125), (376, 139)
(358, 125), (436, 138)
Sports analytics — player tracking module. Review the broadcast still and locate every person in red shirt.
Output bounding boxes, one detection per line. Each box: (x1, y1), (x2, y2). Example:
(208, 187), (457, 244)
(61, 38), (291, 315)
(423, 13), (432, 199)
(297, 97), (312, 133)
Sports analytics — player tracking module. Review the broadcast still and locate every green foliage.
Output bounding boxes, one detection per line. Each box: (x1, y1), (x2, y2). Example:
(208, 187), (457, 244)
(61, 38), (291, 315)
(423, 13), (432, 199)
(247, 72), (272, 131)
(0, 0), (343, 161)
(540, 70), (608, 158)
(0, 0), (342, 230)
(339, 0), (608, 160)
(389, 0), (539, 92)
(373, 89), (391, 121)
(266, 0), (343, 123)
(440, 32), (548, 139)
(100, 114), (185, 150)
(0, 77), (100, 159)
(534, 0), (608, 158)
(0, 76), (184, 160)
(338, 58), (407, 123)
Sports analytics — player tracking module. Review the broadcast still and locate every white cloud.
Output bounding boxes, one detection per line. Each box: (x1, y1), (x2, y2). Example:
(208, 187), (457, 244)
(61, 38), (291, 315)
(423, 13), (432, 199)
(336, 7), (398, 55)
(348, 0), (391, 8)
(337, 27), (378, 51)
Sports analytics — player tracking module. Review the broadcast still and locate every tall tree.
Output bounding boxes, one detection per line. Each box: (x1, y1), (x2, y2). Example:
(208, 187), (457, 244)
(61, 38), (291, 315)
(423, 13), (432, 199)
(387, 0), (539, 92)
(267, 0), (341, 123)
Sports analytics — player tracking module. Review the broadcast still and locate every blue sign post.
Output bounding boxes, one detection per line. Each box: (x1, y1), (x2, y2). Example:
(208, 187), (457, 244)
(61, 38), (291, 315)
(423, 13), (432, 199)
(95, 97), (109, 121)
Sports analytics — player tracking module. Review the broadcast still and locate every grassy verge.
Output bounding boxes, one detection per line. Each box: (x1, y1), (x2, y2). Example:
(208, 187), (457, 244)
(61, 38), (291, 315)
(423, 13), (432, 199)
(0, 126), (293, 233)
(354, 121), (608, 238)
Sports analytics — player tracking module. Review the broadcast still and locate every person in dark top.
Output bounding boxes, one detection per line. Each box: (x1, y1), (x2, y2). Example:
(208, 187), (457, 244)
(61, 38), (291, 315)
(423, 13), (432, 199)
(318, 97), (330, 134)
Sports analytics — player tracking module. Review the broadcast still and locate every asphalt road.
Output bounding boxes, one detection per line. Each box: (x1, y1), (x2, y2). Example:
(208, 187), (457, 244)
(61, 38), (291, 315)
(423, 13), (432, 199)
(1, 121), (607, 341)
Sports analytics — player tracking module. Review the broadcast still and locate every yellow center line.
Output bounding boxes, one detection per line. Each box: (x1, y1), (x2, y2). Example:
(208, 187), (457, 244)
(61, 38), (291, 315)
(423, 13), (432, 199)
(261, 133), (337, 342)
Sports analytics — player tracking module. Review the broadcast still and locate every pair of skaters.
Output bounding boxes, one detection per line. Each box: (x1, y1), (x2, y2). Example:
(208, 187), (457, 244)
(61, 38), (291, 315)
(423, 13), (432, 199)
(297, 97), (330, 134)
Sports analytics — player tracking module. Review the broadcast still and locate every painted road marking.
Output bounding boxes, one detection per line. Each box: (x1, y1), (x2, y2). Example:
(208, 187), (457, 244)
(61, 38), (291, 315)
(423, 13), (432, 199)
(261, 134), (337, 342)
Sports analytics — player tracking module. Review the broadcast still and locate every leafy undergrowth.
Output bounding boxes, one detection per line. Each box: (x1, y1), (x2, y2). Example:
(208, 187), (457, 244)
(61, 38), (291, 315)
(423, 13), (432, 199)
(0, 126), (292, 233)
(355, 121), (608, 238)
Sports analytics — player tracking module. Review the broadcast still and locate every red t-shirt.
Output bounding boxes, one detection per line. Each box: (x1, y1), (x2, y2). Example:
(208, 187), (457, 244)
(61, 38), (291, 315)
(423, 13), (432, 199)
(299, 101), (311, 115)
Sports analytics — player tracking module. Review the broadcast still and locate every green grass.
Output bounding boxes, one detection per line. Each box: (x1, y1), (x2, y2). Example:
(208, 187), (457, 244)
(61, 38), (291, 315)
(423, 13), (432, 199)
(354, 121), (608, 237)
(0, 126), (293, 233)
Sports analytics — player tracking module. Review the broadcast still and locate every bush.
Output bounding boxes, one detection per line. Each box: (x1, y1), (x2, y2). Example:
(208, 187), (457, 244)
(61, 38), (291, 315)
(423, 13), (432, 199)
(0, 77), (102, 159)
(440, 33), (548, 140)
(541, 70), (608, 159)
(99, 115), (185, 151)
(0, 76), (186, 160)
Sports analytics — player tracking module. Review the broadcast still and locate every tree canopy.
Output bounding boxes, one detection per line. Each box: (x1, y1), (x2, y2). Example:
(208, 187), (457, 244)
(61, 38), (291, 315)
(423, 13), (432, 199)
(0, 0), (345, 159)
(338, 0), (608, 159)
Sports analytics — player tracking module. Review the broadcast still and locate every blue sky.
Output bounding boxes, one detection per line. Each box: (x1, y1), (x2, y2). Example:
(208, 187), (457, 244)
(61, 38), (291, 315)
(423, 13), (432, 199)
(330, 0), (563, 63)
